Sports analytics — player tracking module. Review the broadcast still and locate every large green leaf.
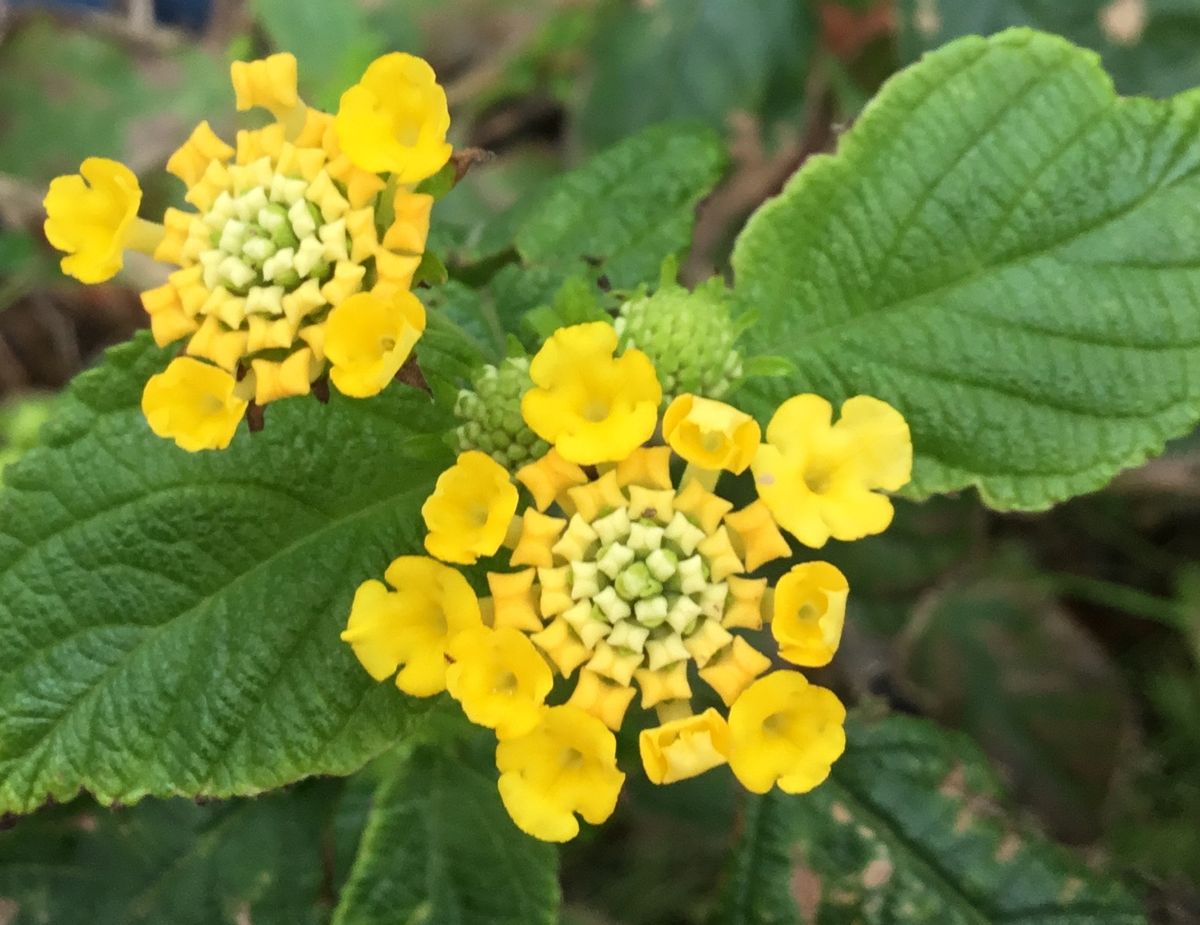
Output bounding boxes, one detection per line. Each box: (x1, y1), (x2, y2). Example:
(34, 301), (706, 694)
(332, 737), (560, 925)
(898, 0), (1200, 99)
(513, 122), (727, 289)
(718, 713), (1146, 924)
(0, 334), (453, 815)
(0, 780), (344, 925)
(578, 0), (815, 149)
(733, 29), (1200, 510)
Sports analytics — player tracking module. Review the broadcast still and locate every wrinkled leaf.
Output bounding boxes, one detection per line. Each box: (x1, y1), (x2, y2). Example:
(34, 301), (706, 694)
(0, 780), (344, 925)
(0, 334), (452, 814)
(514, 122), (726, 289)
(896, 578), (1135, 841)
(333, 736), (559, 925)
(734, 29), (1200, 510)
(718, 713), (1145, 924)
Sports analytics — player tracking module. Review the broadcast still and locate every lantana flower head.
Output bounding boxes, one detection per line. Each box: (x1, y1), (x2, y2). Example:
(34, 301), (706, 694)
(44, 51), (453, 452)
(343, 319), (913, 842)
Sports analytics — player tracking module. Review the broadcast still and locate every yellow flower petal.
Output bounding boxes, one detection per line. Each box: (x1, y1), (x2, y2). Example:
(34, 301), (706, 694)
(249, 348), (316, 405)
(166, 120), (235, 187)
(44, 158), (142, 283)
(724, 500), (792, 572)
(752, 394), (912, 548)
(230, 52), (299, 117)
(324, 290), (426, 398)
(521, 322), (661, 465)
(515, 450), (588, 512)
(340, 555), (482, 697)
(496, 704), (625, 842)
(140, 357), (246, 452)
(634, 661), (692, 708)
(662, 394), (759, 474)
(567, 669), (637, 731)
(334, 53), (452, 181)
(727, 671), (846, 794)
(698, 636), (772, 706)
(640, 708), (731, 785)
(771, 561), (848, 668)
(446, 625), (552, 739)
(488, 569), (543, 633)
(422, 451), (519, 565)
(140, 283), (199, 346)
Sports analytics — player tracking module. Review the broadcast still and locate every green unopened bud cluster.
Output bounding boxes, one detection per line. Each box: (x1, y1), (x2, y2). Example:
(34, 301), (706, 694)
(454, 358), (550, 468)
(615, 278), (743, 402)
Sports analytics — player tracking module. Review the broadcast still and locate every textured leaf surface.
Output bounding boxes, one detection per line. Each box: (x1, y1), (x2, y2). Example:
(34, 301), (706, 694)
(898, 0), (1200, 98)
(0, 334), (452, 815)
(333, 739), (559, 925)
(897, 578), (1134, 841)
(514, 122), (726, 289)
(734, 29), (1200, 509)
(718, 713), (1145, 925)
(0, 781), (344, 925)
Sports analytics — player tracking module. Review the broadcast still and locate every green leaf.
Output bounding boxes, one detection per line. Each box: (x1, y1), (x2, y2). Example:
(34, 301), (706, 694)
(0, 780), (345, 924)
(419, 307), (489, 408)
(514, 122), (727, 290)
(250, 0), (382, 109)
(332, 737), (560, 925)
(896, 577), (1134, 841)
(898, 0), (1200, 99)
(733, 29), (1200, 510)
(718, 713), (1146, 925)
(0, 334), (453, 815)
(578, 0), (816, 148)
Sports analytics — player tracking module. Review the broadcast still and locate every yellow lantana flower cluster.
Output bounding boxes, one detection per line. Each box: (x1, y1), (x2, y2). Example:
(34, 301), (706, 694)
(43, 52), (452, 452)
(342, 321), (912, 842)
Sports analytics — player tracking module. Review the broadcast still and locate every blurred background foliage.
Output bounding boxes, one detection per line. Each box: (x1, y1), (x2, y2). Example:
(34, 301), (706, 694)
(0, 0), (1198, 922)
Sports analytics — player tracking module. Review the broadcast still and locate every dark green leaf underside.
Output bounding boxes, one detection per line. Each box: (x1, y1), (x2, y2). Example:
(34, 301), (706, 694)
(333, 739), (559, 925)
(718, 713), (1145, 924)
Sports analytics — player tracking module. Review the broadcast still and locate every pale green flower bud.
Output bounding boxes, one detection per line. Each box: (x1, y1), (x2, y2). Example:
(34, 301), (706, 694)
(615, 277), (743, 402)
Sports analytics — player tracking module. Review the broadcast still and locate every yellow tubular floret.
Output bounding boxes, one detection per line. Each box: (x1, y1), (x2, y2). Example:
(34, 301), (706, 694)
(44, 158), (145, 283)
(334, 52), (452, 180)
(727, 671), (846, 794)
(771, 561), (848, 668)
(752, 394), (912, 548)
(446, 626), (553, 739)
(640, 708), (730, 784)
(340, 556), (482, 697)
(324, 290), (426, 398)
(521, 322), (662, 466)
(140, 357), (247, 452)
(496, 705), (625, 842)
(231, 52), (300, 118)
(422, 451), (520, 565)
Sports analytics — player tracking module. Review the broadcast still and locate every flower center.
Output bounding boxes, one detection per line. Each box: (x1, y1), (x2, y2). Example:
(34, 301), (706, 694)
(583, 399), (610, 423)
(555, 495), (728, 677)
(197, 183), (349, 303)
